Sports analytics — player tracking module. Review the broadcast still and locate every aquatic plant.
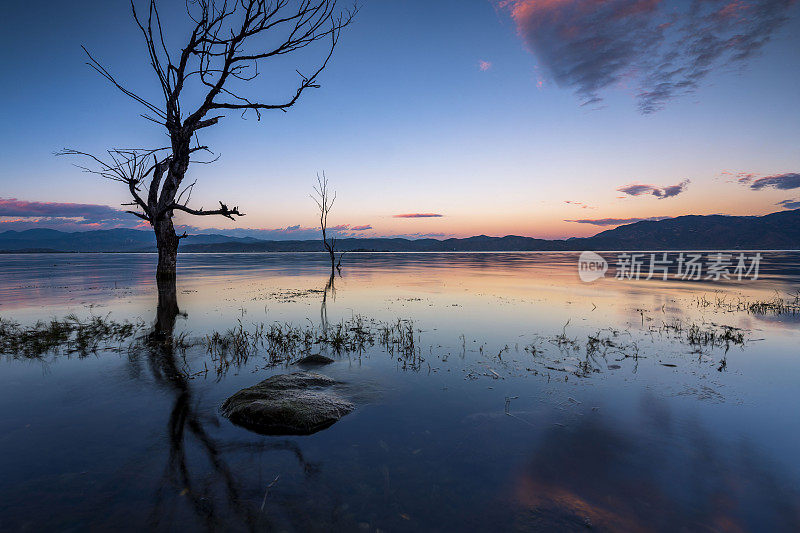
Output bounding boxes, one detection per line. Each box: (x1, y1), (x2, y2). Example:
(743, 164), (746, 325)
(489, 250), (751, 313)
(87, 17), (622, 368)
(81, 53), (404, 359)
(686, 323), (745, 349)
(0, 308), (754, 381)
(0, 314), (143, 358)
(693, 292), (800, 316)
(199, 315), (421, 373)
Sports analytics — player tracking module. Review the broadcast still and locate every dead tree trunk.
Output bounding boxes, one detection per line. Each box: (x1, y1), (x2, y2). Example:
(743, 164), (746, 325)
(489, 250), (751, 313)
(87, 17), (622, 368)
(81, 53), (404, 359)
(151, 139), (190, 280)
(154, 217), (180, 279)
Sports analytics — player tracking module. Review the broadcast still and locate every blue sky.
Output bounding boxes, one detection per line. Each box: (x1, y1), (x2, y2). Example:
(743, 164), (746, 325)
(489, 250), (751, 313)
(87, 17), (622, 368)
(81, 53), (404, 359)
(1, 0), (799, 239)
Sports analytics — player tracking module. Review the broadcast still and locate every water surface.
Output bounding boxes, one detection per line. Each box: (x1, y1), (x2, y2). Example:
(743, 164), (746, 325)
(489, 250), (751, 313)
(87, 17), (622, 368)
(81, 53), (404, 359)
(1, 252), (799, 531)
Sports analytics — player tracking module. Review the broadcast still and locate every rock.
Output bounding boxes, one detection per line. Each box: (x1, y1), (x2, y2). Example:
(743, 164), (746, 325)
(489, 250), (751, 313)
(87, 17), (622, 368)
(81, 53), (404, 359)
(221, 372), (353, 435)
(294, 353), (335, 367)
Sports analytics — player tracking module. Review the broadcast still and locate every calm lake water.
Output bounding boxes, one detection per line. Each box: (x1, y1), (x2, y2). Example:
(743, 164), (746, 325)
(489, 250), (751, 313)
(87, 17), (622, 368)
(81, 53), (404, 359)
(1, 252), (799, 532)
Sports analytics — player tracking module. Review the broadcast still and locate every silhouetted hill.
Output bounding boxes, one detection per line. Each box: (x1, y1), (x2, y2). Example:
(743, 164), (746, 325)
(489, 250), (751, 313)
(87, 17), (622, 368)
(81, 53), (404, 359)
(579, 210), (800, 250)
(180, 235), (565, 252)
(0, 228), (153, 252)
(2, 210), (798, 252)
(0, 229), (257, 252)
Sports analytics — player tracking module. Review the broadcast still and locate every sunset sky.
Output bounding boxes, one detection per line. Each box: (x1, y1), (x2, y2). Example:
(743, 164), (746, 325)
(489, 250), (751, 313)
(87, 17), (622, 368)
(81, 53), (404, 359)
(1, 0), (799, 240)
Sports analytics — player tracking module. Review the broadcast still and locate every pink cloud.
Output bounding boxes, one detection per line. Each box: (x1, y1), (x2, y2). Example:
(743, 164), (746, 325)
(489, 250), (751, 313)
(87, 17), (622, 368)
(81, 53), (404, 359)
(716, 0), (748, 20)
(324, 223), (373, 232)
(384, 232), (449, 239)
(393, 213), (444, 219)
(721, 170), (759, 184)
(478, 60), (493, 71)
(564, 200), (596, 209)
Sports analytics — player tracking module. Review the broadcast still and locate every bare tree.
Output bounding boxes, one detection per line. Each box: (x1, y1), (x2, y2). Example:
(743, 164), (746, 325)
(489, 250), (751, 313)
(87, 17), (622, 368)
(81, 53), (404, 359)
(60, 0), (356, 280)
(311, 172), (343, 276)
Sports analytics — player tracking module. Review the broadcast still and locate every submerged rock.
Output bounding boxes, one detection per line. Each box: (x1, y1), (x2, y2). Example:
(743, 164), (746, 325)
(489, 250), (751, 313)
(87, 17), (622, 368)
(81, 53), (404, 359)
(294, 353), (335, 366)
(221, 372), (353, 435)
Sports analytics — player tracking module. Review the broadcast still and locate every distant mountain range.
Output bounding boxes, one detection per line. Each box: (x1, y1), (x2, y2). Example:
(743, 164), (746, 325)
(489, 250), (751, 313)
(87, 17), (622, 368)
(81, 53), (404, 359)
(0, 229), (259, 253)
(2, 210), (799, 253)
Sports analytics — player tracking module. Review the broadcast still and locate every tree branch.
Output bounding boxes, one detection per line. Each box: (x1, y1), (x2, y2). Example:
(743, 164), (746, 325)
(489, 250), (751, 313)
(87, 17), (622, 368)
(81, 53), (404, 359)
(169, 201), (245, 220)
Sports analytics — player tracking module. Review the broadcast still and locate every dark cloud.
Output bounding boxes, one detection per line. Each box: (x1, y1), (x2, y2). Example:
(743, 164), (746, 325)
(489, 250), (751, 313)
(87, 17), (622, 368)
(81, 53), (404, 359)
(618, 184), (656, 196)
(351, 225), (373, 231)
(777, 199), (800, 210)
(749, 172), (800, 191)
(0, 197), (136, 231)
(393, 213), (444, 218)
(498, 0), (796, 113)
(565, 216), (671, 226)
(617, 179), (690, 198)
(0, 218), (144, 232)
(0, 198), (124, 221)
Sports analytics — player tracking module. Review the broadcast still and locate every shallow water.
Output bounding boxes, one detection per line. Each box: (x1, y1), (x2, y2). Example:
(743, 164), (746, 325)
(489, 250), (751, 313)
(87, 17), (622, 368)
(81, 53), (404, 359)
(1, 252), (799, 532)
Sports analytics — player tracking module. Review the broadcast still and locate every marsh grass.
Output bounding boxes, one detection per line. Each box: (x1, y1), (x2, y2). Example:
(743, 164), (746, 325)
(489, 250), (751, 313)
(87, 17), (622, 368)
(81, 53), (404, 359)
(551, 320), (581, 352)
(522, 316), (747, 379)
(1, 307), (752, 381)
(647, 315), (746, 350)
(686, 323), (745, 349)
(0, 310), (423, 376)
(746, 298), (800, 316)
(576, 329), (638, 376)
(200, 315), (422, 374)
(694, 292), (800, 316)
(0, 314), (144, 358)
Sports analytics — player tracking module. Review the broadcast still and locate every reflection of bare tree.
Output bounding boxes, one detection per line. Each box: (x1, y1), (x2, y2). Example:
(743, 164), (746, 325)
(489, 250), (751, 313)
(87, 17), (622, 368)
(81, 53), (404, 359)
(320, 273), (336, 332)
(150, 275), (183, 342)
(143, 279), (319, 530)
